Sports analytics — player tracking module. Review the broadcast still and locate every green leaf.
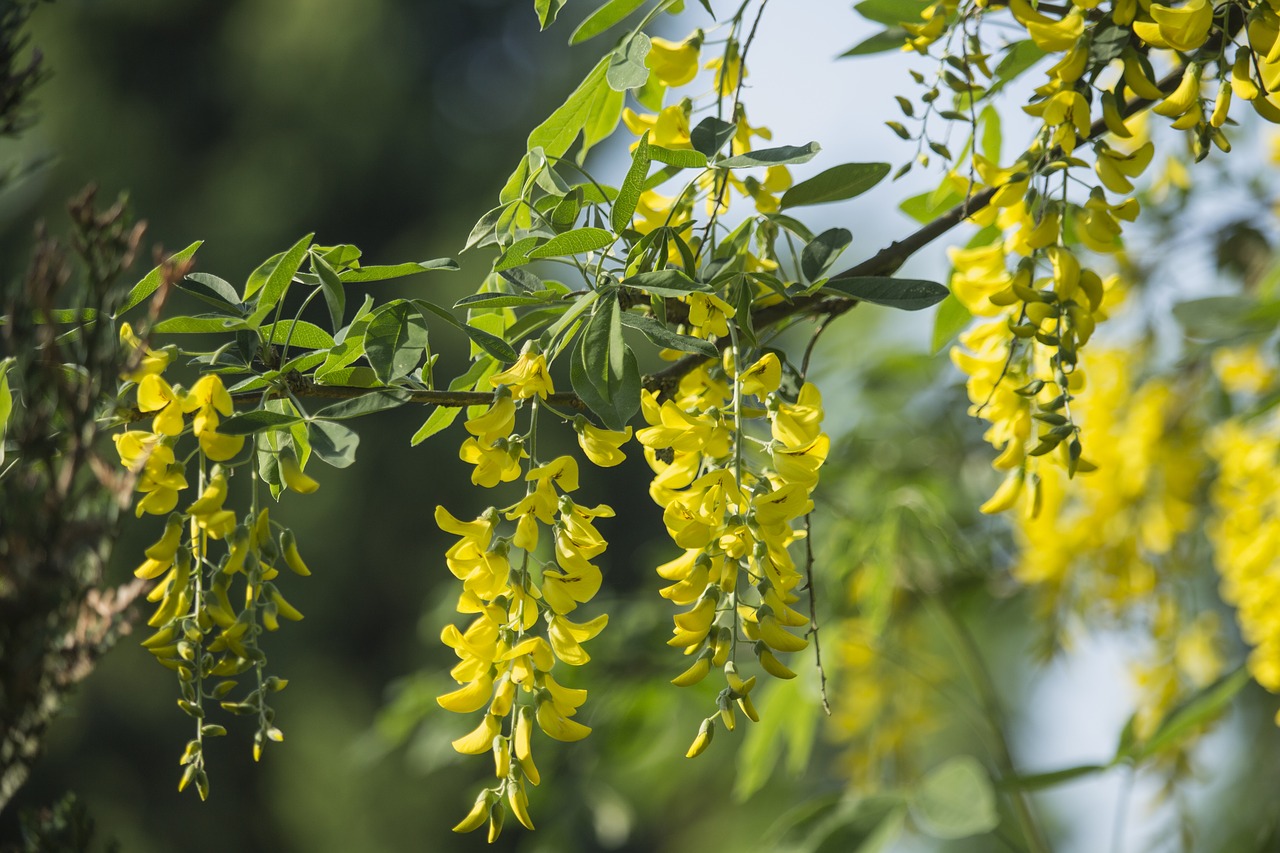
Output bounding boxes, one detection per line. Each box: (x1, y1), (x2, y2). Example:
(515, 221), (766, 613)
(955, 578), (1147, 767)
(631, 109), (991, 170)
(569, 0), (647, 44)
(853, 0), (930, 26)
(248, 233), (314, 326)
(535, 0), (567, 28)
(454, 293), (558, 310)
(581, 77), (625, 161)
(649, 145), (708, 169)
(218, 410), (304, 437)
(1001, 764), (1108, 792)
(0, 359), (12, 467)
(622, 268), (707, 297)
(311, 252), (346, 331)
(571, 336), (639, 430)
(115, 240), (203, 318)
(619, 312), (716, 357)
(314, 390), (413, 420)
(931, 294), (972, 353)
(822, 276), (949, 311)
(734, 677), (820, 801)
(1126, 667), (1250, 762)
(612, 131), (651, 234)
(308, 419), (360, 468)
(690, 117), (736, 158)
(908, 756), (999, 840)
(178, 273), (242, 312)
(606, 31), (651, 91)
(550, 188), (584, 233)
(990, 39), (1045, 94)
(152, 315), (248, 334)
(840, 29), (909, 57)
(365, 301), (429, 383)
(338, 258), (458, 282)
(979, 104), (1002, 163)
(900, 185), (964, 224)
(781, 162), (891, 209)
(495, 236), (542, 273)
(260, 320), (337, 350)
(314, 366), (382, 388)
(528, 56), (610, 157)
(1173, 296), (1270, 341)
(412, 299), (519, 363)
(801, 228), (853, 282)
(527, 227), (614, 259)
(581, 294), (619, 399)
(716, 142), (821, 169)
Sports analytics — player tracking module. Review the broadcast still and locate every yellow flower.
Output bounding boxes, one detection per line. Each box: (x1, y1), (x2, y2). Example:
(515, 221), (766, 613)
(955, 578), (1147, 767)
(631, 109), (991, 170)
(770, 382), (824, 448)
(575, 419), (631, 467)
(622, 102), (692, 149)
(280, 450), (319, 494)
(704, 40), (743, 95)
(119, 322), (173, 382)
(137, 374), (185, 437)
(490, 349), (555, 400)
(1133, 0), (1213, 52)
(459, 437), (525, 488)
(739, 353), (781, 398)
(646, 31), (701, 87)
(182, 375), (245, 461)
(1212, 344), (1278, 395)
(463, 394), (516, 445)
(686, 292), (736, 339)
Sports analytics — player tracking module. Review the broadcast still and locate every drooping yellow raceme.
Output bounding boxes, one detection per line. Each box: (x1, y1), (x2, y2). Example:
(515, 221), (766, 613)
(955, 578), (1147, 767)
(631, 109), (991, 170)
(438, 394), (615, 841)
(637, 350), (827, 757)
(1207, 414), (1280, 714)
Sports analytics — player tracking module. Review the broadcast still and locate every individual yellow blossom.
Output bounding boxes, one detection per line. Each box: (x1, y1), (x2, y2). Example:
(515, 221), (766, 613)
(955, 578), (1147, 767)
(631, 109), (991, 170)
(464, 393), (516, 445)
(137, 374), (185, 437)
(739, 352), (782, 398)
(1132, 0), (1214, 52)
(646, 31), (702, 87)
(460, 437), (525, 488)
(182, 375), (245, 461)
(1008, 0), (1085, 52)
(490, 348), (555, 399)
(280, 450), (319, 494)
(704, 40), (743, 96)
(574, 418), (632, 467)
(622, 101), (692, 149)
(119, 322), (173, 382)
(686, 292), (736, 339)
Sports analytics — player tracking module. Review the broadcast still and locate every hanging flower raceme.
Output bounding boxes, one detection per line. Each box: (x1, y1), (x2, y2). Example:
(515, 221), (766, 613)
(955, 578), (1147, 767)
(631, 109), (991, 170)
(437, 379), (623, 842)
(637, 348), (826, 758)
(115, 323), (316, 797)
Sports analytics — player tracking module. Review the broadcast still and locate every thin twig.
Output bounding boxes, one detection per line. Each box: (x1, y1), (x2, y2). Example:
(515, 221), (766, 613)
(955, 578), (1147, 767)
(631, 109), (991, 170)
(800, 315), (835, 715)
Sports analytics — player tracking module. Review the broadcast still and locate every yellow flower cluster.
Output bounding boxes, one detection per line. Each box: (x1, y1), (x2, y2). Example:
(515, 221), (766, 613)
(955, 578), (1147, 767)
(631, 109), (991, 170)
(636, 350), (828, 756)
(1208, 414), (1280, 714)
(830, 616), (939, 785)
(116, 324), (316, 795)
(437, 374), (630, 841)
(1012, 349), (1220, 740)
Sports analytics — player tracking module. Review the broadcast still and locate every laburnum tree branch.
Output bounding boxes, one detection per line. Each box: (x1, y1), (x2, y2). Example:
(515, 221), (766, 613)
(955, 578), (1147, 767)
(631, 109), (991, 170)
(186, 52), (1207, 419)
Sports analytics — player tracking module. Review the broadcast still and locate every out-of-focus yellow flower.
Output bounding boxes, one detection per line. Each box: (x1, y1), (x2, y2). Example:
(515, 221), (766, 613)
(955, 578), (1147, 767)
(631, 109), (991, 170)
(1212, 344), (1278, 396)
(119, 322), (173, 382)
(704, 40), (743, 95)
